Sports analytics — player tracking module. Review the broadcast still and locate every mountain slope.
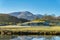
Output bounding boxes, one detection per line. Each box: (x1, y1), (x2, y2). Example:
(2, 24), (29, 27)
(0, 14), (20, 23)
(9, 12), (21, 17)
(36, 14), (43, 18)
(0, 14), (29, 25)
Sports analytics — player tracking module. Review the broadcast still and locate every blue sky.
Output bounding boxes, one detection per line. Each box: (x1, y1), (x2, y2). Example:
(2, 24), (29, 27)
(0, 0), (60, 16)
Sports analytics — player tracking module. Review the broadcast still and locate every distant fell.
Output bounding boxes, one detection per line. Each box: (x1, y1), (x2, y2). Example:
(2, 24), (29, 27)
(9, 11), (43, 20)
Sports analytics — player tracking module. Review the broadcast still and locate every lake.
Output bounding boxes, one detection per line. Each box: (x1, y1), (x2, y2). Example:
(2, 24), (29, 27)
(0, 35), (60, 40)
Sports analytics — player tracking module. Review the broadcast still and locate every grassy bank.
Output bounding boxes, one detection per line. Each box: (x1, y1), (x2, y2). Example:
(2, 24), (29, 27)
(0, 26), (60, 35)
(0, 26), (60, 32)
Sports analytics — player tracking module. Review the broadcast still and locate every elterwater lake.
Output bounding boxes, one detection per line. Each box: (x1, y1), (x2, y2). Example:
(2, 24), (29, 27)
(0, 35), (60, 40)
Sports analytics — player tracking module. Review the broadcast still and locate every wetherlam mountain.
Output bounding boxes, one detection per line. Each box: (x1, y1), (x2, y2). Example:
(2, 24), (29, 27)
(9, 11), (43, 20)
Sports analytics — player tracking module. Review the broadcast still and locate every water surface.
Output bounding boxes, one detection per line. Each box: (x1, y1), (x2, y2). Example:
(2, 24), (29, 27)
(0, 35), (60, 40)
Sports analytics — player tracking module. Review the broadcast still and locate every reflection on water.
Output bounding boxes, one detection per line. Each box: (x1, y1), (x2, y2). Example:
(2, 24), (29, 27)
(0, 35), (60, 40)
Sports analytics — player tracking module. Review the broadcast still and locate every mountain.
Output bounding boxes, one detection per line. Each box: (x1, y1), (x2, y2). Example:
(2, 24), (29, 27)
(9, 11), (43, 20)
(9, 12), (21, 17)
(35, 14), (43, 18)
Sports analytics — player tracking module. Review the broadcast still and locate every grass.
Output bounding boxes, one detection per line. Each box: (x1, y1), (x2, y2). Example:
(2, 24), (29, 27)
(0, 26), (60, 32)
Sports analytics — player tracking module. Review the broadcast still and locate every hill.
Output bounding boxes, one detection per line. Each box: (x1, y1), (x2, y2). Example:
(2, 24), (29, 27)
(0, 14), (29, 25)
